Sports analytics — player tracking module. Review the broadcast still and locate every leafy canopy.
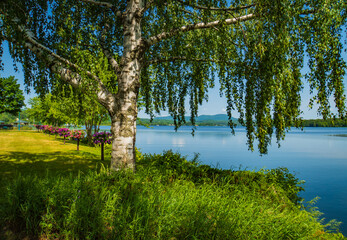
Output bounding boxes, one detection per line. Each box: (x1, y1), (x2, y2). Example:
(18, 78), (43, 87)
(0, 76), (25, 115)
(0, 0), (346, 153)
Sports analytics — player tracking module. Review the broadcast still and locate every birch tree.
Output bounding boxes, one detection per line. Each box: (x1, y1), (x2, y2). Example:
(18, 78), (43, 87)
(0, 0), (346, 171)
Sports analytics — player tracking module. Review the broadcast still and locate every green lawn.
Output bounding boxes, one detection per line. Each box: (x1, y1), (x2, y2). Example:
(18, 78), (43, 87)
(0, 130), (109, 179)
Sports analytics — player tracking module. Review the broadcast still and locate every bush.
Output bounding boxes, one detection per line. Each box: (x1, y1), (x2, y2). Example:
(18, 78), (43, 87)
(137, 150), (304, 204)
(19, 125), (33, 130)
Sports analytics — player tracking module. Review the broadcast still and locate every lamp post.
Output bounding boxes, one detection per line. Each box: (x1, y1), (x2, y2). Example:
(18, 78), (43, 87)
(18, 112), (20, 131)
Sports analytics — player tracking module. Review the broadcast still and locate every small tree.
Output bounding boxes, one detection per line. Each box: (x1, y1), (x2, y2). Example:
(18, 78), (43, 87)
(34, 124), (40, 132)
(0, 76), (25, 115)
(27, 95), (71, 127)
(51, 126), (60, 139)
(70, 130), (85, 151)
(93, 131), (112, 161)
(58, 128), (70, 144)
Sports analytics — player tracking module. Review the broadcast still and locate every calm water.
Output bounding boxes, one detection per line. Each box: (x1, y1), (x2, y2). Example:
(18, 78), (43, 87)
(102, 125), (347, 234)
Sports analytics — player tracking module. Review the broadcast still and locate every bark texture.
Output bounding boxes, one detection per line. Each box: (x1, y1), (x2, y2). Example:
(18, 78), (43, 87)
(109, 0), (142, 171)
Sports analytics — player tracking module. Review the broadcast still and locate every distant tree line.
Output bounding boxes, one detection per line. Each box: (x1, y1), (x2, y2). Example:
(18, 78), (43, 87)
(300, 119), (347, 127)
(137, 118), (238, 127)
(134, 118), (347, 127)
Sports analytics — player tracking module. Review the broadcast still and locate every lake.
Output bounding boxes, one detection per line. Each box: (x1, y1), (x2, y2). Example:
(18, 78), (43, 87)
(101, 125), (347, 235)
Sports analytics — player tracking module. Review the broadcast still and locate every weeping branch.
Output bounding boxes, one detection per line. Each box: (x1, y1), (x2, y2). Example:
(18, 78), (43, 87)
(139, 0), (155, 16)
(20, 27), (104, 87)
(79, 0), (122, 16)
(100, 25), (120, 75)
(146, 13), (256, 46)
(176, 1), (256, 12)
(3, 17), (114, 107)
(101, 45), (120, 74)
(146, 56), (219, 66)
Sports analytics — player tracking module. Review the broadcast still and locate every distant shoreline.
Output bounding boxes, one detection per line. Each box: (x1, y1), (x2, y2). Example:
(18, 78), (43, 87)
(331, 134), (347, 137)
(98, 114), (347, 127)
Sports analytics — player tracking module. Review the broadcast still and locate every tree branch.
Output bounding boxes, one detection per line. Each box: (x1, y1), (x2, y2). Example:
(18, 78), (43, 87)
(146, 56), (219, 66)
(102, 46), (120, 73)
(20, 26), (100, 84)
(146, 13), (256, 46)
(139, 0), (155, 16)
(299, 9), (316, 15)
(79, 0), (122, 17)
(100, 23), (120, 74)
(177, 1), (256, 12)
(4, 18), (114, 107)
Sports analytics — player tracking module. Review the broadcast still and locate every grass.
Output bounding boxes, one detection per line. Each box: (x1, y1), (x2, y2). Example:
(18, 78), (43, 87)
(0, 130), (345, 239)
(0, 130), (108, 180)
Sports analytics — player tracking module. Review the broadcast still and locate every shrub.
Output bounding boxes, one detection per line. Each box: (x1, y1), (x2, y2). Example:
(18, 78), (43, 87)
(93, 131), (112, 160)
(19, 125), (33, 130)
(137, 150), (304, 204)
(58, 128), (71, 144)
(70, 130), (85, 151)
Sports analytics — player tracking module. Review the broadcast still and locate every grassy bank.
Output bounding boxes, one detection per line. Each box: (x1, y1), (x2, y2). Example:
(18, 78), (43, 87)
(0, 130), (344, 239)
(0, 130), (108, 180)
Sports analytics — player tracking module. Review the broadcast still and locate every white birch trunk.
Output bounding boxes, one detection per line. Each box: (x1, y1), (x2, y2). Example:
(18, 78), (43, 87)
(109, 0), (143, 171)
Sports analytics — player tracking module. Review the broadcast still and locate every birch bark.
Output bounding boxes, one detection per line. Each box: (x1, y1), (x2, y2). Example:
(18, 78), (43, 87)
(109, 0), (143, 171)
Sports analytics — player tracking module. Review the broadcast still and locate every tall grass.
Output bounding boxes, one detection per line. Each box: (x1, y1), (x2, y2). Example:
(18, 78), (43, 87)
(0, 151), (344, 239)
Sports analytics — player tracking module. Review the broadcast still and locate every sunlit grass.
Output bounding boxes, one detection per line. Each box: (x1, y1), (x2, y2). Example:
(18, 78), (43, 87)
(0, 130), (109, 179)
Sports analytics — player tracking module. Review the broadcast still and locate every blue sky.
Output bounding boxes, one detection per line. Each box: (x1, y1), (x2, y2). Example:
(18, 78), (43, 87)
(1, 41), (346, 119)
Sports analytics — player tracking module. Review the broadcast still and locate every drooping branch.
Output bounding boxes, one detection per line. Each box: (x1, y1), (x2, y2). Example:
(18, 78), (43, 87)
(79, 0), (122, 16)
(3, 17), (114, 109)
(146, 13), (256, 46)
(139, 0), (155, 16)
(50, 65), (88, 90)
(177, 1), (256, 12)
(6, 16), (100, 83)
(50, 64), (116, 113)
(100, 23), (120, 75)
(299, 9), (317, 15)
(101, 46), (120, 74)
(145, 56), (219, 66)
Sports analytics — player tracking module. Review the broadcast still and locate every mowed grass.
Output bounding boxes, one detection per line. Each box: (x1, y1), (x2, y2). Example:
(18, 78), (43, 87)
(0, 130), (108, 179)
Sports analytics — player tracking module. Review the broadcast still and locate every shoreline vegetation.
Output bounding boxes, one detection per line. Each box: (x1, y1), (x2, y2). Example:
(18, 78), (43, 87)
(1, 113), (346, 128)
(108, 114), (346, 127)
(331, 134), (347, 137)
(0, 130), (345, 239)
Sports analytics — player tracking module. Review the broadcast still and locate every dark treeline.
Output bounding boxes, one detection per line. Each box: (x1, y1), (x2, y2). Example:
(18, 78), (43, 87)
(301, 118), (347, 127)
(136, 118), (347, 127)
(136, 118), (239, 127)
(99, 116), (347, 127)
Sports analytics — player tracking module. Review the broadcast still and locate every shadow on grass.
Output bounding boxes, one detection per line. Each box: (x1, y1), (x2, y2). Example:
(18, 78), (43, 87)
(0, 150), (109, 180)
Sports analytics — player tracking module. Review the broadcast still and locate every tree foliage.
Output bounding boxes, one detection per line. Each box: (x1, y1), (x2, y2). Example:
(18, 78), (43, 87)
(0, 76), (25, 115)
(1, 0), (346, 169)
(27, 91), (108, 145)
(27, 95), (71, 126)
